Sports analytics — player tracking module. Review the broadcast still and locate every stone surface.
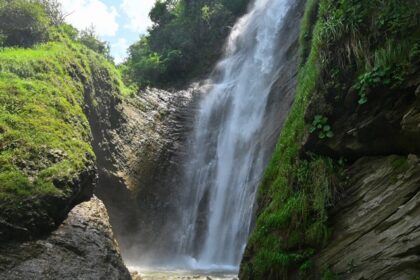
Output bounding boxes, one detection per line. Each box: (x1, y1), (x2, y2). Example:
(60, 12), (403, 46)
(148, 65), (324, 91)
(314, 155), (420, 279)
(0, 165), (96, 242)
(86, 84), (198, 253)
(0, 196), (131, 280)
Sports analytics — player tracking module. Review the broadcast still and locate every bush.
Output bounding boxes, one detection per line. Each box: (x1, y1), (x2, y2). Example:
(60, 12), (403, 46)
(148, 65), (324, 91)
(0, 0), (51, 47)
(78, 26), (112, 61)
(35, 0), (65, 26)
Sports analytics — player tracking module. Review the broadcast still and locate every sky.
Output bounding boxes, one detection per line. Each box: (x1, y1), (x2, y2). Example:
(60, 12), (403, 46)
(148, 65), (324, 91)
(58, 0), (156, 64)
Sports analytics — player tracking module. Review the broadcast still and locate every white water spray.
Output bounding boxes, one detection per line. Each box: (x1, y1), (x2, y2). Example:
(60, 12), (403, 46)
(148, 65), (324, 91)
(124, 0), (295, 274)
(176, 0), (293, 271)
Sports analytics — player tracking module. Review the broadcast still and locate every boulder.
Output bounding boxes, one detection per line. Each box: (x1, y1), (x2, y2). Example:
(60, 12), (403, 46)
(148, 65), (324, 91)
(0, 196), (131, 280)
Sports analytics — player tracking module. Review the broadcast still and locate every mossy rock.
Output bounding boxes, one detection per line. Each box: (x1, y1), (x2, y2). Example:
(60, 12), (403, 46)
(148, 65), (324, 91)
(0, 40), (126, 241)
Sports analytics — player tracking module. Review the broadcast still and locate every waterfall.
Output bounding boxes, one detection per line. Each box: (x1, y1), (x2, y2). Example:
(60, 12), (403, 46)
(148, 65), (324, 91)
(124, 0), (296, 273)
(177, 0), (293, 271)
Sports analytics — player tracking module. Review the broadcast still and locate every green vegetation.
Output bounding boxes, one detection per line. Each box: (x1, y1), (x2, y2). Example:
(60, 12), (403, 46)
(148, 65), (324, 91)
(317, 0), (420, 106)
(2, 43), (88, 201)
(123, 0), (251, 88)
(241, 2), (333, 277)
(310, 115), (333, 139)
(321, 269), (340, 280)
(0, 0), (52, 48)
(240, 0), (420, 279)
(391, 156), (409, 173)
(0, 0), (112, 61)
(0, 41), (127, 201)
(77, 26), (112, 61)
(0, 0), (129, 237)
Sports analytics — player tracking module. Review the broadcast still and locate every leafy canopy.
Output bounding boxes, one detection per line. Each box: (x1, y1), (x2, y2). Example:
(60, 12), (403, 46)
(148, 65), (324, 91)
(124, 0), (251, 88)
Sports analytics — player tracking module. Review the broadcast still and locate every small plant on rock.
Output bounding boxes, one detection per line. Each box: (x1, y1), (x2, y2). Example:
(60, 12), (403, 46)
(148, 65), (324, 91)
(310, 115), (334, 139)
(355, 66), (392, 104)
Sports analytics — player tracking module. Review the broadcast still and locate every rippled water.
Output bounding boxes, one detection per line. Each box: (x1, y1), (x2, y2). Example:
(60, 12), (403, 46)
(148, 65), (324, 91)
(129, 267), (237, 280)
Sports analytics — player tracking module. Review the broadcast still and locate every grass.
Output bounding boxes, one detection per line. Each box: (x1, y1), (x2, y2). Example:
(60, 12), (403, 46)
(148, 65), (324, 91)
(240, 2), (337, 278)
(240, 0), (419, 278)
(0, 40), (127, 206)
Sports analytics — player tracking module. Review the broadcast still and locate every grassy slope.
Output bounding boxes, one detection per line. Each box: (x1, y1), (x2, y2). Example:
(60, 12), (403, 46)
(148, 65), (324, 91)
(240, 0), (420, 279)
(240, 2), (335, 279)
(0, 35), (128, 238)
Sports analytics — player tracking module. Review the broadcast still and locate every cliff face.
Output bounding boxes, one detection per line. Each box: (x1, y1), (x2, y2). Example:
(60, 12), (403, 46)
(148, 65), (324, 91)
(0, 42), (107, 241)
(87, 80), (197, 254)
(240, 0), (420, 279)
(0, 40), (130, 277)
(314, 155), (420, 279)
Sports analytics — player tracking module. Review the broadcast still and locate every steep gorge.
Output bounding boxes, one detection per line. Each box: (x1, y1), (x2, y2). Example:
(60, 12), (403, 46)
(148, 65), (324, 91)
(0, 0), (419, 279)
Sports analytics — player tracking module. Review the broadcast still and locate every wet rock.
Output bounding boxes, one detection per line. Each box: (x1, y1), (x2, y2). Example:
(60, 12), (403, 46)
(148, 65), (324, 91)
(87, 84), (198, 253)
(0, 196), (131, 280)
(314, 156), (420, 279)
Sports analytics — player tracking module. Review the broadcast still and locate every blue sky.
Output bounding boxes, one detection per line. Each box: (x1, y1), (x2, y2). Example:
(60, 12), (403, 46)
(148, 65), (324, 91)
(58, 0), (156, 63)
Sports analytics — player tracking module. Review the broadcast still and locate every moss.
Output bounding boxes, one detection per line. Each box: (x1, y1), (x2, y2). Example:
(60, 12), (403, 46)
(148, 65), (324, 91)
(298, 0), (319, 66)
(0, 37), (128, 233)
(241, 0), (419, 279)
(321, 269), (340, 280)
(240, 3), (332, 277)
(391, 157), (409, 173)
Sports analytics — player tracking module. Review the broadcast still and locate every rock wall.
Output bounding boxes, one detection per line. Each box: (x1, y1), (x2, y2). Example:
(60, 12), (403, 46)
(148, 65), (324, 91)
(86, 83), (197, 254)
(314, 156), (420, 279)
(240, 0), (420, 278)
(0, 43), (122, 242)
(0, 196), (131, 280)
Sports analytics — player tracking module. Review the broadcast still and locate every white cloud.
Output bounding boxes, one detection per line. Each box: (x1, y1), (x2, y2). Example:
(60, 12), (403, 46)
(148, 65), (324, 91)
(59, 0), (119, 37)
(121, 0), (155, 34)
(111, 38), (129, 64)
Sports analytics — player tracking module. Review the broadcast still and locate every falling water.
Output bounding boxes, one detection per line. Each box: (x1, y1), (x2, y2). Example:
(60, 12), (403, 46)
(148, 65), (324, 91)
(177, 0), (293, 271)
(124, 0), (296, 274)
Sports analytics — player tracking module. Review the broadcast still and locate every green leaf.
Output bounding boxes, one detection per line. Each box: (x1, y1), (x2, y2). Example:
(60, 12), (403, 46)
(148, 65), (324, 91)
(358, 97), (367, 105)
(326, 131), (334, 138)
(323, 125), (331, 131)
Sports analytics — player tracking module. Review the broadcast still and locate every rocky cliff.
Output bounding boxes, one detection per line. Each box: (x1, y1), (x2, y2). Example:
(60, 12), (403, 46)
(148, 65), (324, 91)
(0, 39), (130, 277)
(314, 155), (420, 279)
(87, 79), (197, 256)
(0, 42), (107, 241)
(240, 0), (420, 279)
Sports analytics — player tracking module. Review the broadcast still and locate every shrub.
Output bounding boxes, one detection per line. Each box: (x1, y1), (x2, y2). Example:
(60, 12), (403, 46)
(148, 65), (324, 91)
(0, 0), (51, 47)
(35, 0), (65, 26)
(78, 26), (112, 61)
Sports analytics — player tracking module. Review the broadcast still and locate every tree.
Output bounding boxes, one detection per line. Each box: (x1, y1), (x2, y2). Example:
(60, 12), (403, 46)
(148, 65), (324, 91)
(78, 26), (112, 60)
(35, 0), (65, 26)
(124, 0), (251, 88)
(0, 0), (51, 47)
